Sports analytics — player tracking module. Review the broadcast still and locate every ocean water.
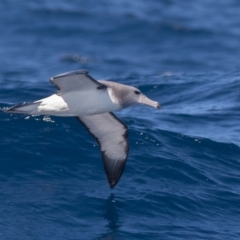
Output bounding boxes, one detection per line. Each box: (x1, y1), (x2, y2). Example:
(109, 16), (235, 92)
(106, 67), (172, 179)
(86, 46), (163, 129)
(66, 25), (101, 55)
(1, 1), (240, 239)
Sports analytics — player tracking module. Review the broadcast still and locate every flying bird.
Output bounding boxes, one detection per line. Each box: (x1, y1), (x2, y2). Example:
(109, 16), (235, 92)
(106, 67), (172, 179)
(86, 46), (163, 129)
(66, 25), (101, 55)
(6, 70), (160, 188)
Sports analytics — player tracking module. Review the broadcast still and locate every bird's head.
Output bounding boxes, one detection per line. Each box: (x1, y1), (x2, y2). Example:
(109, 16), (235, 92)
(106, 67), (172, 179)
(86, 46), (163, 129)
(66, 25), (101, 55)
(101, 80), (160, 110)
(124, 86), (160, 109)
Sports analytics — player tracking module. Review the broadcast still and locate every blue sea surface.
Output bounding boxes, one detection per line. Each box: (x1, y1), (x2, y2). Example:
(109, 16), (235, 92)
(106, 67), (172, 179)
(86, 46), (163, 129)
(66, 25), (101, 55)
(1, 1), (240, 239)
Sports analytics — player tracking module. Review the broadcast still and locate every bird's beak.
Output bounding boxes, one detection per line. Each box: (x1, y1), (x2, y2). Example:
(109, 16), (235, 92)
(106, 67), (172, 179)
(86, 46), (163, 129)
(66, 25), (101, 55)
(140, 95), (160, 109)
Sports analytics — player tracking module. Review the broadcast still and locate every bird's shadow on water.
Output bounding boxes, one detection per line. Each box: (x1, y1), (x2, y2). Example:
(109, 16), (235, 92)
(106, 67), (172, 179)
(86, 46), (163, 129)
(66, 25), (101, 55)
(98, 194), (121, 240)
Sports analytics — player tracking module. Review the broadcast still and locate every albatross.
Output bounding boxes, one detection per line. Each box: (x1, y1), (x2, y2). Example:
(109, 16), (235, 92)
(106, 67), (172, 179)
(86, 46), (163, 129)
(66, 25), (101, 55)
(6, 70), (160, 188)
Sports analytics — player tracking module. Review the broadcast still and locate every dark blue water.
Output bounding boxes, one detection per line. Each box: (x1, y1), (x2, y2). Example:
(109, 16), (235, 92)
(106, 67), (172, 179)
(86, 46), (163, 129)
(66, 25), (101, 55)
(1, 1), (240, 239)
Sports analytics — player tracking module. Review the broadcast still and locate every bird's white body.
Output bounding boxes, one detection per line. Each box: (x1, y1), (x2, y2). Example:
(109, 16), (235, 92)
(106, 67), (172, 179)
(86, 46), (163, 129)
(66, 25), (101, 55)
(34, 84), (121, 116)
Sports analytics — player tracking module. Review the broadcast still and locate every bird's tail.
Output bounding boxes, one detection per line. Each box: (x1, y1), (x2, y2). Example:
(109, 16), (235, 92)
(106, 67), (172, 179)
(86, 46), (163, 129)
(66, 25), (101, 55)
(5, 102), (41, 115)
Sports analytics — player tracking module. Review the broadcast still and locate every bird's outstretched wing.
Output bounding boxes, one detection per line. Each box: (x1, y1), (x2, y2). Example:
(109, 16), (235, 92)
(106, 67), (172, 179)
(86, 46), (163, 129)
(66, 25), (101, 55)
(77, 112), (128, 188)
(50, 70), (107, 92)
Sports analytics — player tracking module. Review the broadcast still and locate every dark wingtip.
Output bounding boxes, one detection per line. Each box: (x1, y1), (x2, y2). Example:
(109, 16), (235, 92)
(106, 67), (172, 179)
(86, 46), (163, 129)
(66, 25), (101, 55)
(103, 154), (127, 189)
(4, 103), (27, 113)
(109, 180), (118, 189)
(5, 108), (12, 113)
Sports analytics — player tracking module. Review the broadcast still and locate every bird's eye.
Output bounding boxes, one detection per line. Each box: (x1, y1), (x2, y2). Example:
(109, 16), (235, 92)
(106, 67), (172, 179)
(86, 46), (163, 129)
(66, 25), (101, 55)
(134, 91), (140, 95)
